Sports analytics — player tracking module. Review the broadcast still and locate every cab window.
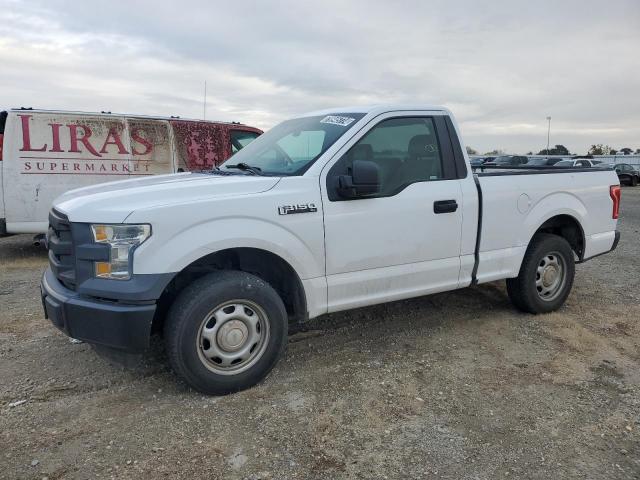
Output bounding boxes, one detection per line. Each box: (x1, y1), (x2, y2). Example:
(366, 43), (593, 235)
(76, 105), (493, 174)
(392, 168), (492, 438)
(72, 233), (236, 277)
(230, 130), (260, 154)
(330, 117), (444, 198)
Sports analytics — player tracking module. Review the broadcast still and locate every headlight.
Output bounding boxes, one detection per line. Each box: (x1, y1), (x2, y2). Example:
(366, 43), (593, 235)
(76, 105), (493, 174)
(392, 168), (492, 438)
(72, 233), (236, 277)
(90, 224), (151, 280)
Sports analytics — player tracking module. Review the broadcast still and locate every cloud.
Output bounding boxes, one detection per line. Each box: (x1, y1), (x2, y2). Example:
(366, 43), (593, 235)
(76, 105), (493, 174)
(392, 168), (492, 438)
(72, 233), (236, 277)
(0, 0), (638, 154)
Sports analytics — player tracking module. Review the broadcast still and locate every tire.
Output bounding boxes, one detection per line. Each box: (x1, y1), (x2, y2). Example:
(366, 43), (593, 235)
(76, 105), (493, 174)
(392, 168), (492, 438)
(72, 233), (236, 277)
(506, 233), (575, 314)
(632, 175), (638, 187)
(164, 270), (287, 395)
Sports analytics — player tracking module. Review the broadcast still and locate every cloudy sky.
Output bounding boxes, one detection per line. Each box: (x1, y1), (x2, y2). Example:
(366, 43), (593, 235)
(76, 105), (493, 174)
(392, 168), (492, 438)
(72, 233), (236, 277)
(1, 0), (638, 154)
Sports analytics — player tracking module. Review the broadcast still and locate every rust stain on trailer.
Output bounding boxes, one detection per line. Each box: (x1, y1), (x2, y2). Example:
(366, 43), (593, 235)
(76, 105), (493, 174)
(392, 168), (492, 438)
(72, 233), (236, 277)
(171, 120), (231, 171)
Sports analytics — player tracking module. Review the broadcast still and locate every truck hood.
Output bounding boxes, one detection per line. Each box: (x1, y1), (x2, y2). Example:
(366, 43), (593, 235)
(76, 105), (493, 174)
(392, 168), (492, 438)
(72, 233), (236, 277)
(53, 172), (281, 223)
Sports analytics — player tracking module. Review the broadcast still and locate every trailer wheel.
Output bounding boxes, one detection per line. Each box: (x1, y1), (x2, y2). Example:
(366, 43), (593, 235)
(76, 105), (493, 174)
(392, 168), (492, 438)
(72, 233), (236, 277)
(506, 233), (575, 314)
(164, 270), (287, 395)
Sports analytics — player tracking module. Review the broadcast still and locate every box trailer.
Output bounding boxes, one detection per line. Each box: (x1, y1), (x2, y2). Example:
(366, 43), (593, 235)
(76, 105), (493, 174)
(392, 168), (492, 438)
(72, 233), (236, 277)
(0, 109), (261, 235)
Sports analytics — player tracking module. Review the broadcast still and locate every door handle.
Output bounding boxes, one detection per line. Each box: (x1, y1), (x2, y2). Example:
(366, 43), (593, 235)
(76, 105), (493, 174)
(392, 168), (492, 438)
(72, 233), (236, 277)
(433, 199), (458, 214)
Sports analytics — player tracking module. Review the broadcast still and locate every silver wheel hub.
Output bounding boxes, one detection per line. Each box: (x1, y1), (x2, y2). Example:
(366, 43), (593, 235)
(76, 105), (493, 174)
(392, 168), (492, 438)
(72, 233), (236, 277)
(542, 265), (558, 286)
(535, 252), (566, 301)
(217, 320), (248, 352)
(196, 300), (270, 375)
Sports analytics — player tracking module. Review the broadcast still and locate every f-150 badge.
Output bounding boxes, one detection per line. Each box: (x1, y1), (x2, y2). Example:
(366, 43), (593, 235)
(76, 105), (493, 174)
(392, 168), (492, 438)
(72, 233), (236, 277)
(278, 203), (318, 215)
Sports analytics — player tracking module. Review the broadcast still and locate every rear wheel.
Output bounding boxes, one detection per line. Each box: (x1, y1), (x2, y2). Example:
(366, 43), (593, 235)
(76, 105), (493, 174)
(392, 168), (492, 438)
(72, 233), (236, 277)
(632, 175), (638, 187)
(506, 233), (575, 314)
(164, 270), (288, 395)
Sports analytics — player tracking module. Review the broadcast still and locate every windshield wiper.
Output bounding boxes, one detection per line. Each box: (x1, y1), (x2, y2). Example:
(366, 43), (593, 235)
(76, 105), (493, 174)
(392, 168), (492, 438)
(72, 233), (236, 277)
(210, 166), (238, 176)
(224, 163), (263, 175)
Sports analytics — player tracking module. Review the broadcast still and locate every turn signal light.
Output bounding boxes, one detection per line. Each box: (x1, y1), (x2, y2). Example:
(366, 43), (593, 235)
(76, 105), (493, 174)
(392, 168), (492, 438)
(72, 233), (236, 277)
(92, 225), (110, 242)
(610, 185), (621, 219)
(95, 262), (112, 277)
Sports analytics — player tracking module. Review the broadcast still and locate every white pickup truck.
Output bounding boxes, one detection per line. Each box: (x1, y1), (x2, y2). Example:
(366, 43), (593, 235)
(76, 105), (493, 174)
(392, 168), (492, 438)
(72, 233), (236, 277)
(40, 105), (621, 394)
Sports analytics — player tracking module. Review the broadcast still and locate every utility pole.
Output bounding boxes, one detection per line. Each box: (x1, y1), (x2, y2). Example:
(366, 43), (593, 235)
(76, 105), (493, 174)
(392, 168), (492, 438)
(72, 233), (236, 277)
(546, 116), (551, 154)
(203, 80), (207, 120)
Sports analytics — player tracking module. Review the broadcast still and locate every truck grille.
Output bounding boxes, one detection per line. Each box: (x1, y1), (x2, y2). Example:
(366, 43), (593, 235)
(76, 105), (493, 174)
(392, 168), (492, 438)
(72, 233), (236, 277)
(48, 209), (76, 290)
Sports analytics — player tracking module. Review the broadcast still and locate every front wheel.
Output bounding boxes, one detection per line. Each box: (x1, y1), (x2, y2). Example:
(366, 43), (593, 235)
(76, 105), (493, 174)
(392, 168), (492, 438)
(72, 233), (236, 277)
(164, 271), (288, 395)
(506, 233), (575, 314)
(631, 176), (638, 187)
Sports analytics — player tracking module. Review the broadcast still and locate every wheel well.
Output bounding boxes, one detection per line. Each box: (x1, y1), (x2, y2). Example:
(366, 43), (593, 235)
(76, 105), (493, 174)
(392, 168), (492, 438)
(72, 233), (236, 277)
(152, 248), (307, 334)
(534, 215), (585, 260)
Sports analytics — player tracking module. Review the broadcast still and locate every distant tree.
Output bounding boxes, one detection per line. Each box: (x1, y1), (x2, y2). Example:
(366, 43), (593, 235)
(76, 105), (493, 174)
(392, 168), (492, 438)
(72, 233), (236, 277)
(610, 149), (618, 155)
(526, 151), (533, 155)
(466, 146), (478, 155)
(588, 144), (613, 155)
(635, 148), (640, 154)
(538, 144), (570, 155)
(484, 149), (504, 155)
(588, 144), (602, 155)
(620, 147), (633, 155)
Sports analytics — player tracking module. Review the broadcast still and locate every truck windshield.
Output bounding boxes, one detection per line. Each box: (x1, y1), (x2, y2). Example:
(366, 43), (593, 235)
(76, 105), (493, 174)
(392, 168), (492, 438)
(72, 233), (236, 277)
(220, 113), (365, 176)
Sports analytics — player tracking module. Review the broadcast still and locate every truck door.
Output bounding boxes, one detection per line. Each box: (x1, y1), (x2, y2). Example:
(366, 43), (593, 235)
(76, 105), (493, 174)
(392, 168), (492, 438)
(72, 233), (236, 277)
(321, 112), (465, 312)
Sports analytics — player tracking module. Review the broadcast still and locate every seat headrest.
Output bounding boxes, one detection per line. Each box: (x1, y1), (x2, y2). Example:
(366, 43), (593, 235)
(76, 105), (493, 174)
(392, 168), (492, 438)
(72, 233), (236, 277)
(408, 135), (436, 158)
(349, 144), (373, 162)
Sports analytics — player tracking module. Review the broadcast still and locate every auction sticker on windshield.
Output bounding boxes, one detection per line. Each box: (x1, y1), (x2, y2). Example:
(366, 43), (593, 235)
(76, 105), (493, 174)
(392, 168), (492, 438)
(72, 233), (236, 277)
(320, 115), (356, 127)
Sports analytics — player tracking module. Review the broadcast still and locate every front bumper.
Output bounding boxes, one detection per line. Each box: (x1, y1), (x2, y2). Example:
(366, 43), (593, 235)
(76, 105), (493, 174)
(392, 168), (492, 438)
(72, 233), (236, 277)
(41, 267), (156, 352)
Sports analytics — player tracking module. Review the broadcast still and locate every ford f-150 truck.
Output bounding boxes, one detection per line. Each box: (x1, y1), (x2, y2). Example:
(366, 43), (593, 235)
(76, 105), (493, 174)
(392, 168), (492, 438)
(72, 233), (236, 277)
(40, 105), (621, 395)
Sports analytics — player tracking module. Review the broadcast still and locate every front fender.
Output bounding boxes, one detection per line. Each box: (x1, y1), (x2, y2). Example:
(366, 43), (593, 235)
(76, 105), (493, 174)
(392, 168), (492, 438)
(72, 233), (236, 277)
(132, 216), (323, 280)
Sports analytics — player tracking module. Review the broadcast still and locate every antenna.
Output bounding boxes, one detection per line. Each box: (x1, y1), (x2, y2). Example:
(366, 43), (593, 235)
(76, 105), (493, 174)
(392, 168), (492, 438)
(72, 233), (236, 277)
(203, 80), (207, 120)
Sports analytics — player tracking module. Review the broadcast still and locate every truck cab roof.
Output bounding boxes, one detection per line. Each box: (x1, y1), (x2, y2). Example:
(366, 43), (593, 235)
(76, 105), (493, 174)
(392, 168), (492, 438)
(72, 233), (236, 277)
(300, 104), (452, 117)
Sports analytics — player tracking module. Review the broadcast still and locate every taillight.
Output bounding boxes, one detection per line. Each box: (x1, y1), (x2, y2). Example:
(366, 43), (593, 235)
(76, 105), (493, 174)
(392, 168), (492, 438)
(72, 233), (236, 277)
(610, 185), (621, 219)
(0, 133), (4, 161)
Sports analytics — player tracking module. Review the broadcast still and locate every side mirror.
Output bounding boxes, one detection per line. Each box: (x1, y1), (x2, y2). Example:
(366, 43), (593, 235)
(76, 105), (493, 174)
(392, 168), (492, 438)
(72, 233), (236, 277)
(337, 160), (380, 199)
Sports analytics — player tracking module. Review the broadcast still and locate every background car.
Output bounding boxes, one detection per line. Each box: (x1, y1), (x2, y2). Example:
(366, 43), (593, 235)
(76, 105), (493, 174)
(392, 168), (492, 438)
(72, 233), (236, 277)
(470, 156), (495, 166)
(485, 155), (528, 166)
(554, 159), (596, 168)
(526, 157), (563, 166)
(610, 163), (640, 186)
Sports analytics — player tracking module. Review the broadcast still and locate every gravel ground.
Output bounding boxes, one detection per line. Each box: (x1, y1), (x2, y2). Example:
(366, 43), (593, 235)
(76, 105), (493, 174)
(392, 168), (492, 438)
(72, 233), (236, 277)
(1, 188), (639, 480)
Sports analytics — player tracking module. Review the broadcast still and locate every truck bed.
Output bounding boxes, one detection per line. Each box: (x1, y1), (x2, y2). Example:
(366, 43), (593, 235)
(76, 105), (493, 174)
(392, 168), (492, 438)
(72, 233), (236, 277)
(467, 166), (619, 286)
